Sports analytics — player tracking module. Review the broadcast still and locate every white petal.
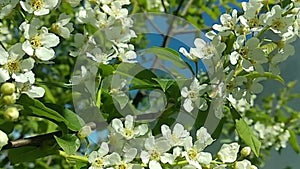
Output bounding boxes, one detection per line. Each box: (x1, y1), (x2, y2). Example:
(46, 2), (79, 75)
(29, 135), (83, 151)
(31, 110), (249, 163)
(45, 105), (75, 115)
(125, 115), (134, 129)
(0, 68), (10, 83)
(44, 0), (59, 8)
(183, 99), (193, 112)
(34, 9), (50, 16)
(149, 160), (162, 169)
(22, 41), (34, 56)
(112, 118), (123, 132)
(25, 85), (45, 98)
(0, 46), (9, 65)
(21, 58), (35, 71)
(35, 47), (55, 61)
(98, 142), (109, 157)
(42, 33), (60, 48)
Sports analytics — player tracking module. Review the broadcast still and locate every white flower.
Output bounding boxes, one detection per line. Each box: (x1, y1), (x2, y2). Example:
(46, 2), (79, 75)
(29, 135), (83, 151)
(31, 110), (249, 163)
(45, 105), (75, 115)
(217, 142), (240, 163)
(182, 136), (212, 168)
(51, 13), (74, 39)
(0, 43), (35, 83)
(213, 9), (238, 34)
(161, 123), (190, 147)
(235, 160), (251, 169)
(181, 78), (207, 112)
(140, 136), (173, 168)
(16, 82), (45, 98)
(88, 142), (110, 169)
(241, 0), (263, 19)
(111, 115), (148, 140)
(117, 49), (137, 63)
(20, 0), (58, 16)
(195, 127), (214, 151)
(107, 148), (137, 169)
(179, 37), (222, 61)
(278, 130), (290, 149)
(94, 12), (115, 29)
(230, 37), (267, 73)
(20, 21), (60, 61)
(263, 5), (294, 34)
(86, 47), (115, 64)
(102, 1), (128, 19)
(0, 130), (8, 150)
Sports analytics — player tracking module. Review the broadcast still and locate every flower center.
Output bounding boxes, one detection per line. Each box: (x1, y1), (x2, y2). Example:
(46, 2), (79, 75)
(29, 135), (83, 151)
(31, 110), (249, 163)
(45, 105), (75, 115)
(249, 18), (259, 28)
(4, 60), (21, 74)
(188, 91), (199, 101)
(188, 148), (198, 161)
(51, 23), (60, 34)
(31, 0), (44, 10)
(116, 163), (128, 169)
(123, 128), (134, 139)
(30, 35), (42, 49)
(93, 158), (104, 167)
(239, 47), (249, 58)
(272, 19), (284, 30)
(150, 150), (160, 161)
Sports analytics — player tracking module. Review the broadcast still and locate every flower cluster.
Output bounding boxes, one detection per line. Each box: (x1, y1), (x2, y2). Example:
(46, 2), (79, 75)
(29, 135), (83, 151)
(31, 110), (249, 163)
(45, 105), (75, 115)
(75, 0), (137, 63)
(193, 0), (300, 108)
(87, 115), (258, 169)
(253, 121), (290, 150)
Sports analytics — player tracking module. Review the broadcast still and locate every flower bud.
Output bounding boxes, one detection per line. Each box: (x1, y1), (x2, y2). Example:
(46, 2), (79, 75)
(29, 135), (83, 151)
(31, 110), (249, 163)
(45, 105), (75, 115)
(240, 146), (251, 157)
(1, 83), (15, 95)
(4, 107), (19, 121)
(2, 95), (16, 105)
(0, 130), (8, 150)
(77, 125), (92, 139)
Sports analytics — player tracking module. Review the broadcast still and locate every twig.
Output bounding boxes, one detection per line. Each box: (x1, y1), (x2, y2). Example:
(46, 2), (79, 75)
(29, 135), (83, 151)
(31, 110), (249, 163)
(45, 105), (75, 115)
(2, 131), (62, 150)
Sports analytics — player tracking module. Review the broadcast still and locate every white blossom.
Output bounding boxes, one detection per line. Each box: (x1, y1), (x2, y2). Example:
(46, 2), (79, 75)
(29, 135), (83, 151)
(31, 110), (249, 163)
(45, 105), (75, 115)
(20, 0), (58, 16)
(20, 20), (60, 61)
(111, 115), (148, 140)
(88, 142), (110, 169)
(51, 13), (74, 39)
(140, 136), (173, 169)
(181, 78), (207, 112)
(217, 142), (240, 163)
(161, 123), (190, 147)
(0, 43), (35, 83)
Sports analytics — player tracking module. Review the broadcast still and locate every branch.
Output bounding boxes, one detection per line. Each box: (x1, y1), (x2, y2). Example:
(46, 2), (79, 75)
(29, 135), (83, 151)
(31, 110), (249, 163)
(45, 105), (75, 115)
(2, 131), (62, 150)
(2, 123), (96, 150)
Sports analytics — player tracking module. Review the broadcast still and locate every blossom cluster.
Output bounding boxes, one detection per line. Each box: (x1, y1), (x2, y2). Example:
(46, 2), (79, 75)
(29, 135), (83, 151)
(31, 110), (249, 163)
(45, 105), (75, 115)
(245, 119), (291, 150)
(179, 0), (300, 115)
(87, 115), (258, 169)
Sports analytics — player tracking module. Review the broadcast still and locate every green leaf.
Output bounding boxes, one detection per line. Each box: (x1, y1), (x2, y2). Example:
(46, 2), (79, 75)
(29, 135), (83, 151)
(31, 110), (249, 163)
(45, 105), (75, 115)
(46, 103), (85, 131)
(152, 78), (174, 92)
(144, 47), (187, 69)
(8, 146), (58, 164)
(288, 129), (300, 154)
(17, 94), (66, 124)
(235, 119), (261, 157)
(54, 134), (80, 155)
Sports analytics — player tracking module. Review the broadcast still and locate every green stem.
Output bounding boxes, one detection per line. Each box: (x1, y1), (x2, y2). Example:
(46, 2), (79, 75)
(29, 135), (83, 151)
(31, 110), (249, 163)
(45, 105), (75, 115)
(59, 150), (89, 163)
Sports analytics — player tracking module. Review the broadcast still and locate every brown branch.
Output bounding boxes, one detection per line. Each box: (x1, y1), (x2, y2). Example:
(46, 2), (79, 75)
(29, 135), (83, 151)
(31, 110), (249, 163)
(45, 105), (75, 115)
(2, 123), (96, 150)
(2, 131), (62, 150)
